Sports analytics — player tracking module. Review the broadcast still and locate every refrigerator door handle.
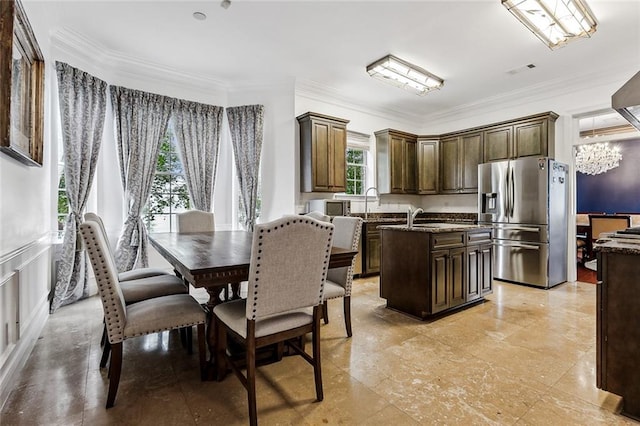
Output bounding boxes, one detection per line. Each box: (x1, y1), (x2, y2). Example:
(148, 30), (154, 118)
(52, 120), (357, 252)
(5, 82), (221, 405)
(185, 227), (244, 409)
(505, 164), (510, 217)
(510, 165), (515, 217)
(492, 241), (540, 250)
(498, 226), (540, 232)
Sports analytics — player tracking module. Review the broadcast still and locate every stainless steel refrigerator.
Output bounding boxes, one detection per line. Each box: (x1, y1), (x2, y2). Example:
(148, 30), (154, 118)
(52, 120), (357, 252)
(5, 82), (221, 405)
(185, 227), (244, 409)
(478, 157), (568, 288)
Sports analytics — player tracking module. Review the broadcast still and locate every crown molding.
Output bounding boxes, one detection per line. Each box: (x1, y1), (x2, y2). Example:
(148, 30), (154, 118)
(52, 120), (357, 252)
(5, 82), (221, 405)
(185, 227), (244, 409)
(422, 65), (639, 126)
(295, 79), (423, 128)
(50, 27), (229, 98)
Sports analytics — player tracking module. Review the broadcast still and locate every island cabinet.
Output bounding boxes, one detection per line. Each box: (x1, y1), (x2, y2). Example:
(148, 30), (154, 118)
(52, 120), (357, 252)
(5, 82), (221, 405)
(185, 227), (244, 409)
(482, 112), (558, 162)
(595, 245), (640, 420)
(297, 112), (349, 192)
(375, 129), (417, 194)
(380, 225), (493, 320)
(439, 131), (483, 194)
(417, 137), (439, 194)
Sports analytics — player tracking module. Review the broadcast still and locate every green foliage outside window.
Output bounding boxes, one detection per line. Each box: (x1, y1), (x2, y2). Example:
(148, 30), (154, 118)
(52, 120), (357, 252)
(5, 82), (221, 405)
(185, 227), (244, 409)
(346, 148), (366, 195)
(143, 129), (191, 232)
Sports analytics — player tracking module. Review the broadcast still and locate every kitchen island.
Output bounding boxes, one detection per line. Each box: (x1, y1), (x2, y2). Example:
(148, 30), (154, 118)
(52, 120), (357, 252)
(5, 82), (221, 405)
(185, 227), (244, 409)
(594, 236), (640, 420)
(379, 223), (493, 319)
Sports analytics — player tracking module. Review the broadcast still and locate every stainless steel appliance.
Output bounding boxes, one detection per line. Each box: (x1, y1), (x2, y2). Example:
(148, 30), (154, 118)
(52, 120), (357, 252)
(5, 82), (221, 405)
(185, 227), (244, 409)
(306, 199), (351, 218)
(478, 157), (568, 288)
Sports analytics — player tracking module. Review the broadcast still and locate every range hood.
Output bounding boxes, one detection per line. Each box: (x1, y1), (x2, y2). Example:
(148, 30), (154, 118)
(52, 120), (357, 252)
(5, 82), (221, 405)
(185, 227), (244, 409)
(612, 71), (640, 131)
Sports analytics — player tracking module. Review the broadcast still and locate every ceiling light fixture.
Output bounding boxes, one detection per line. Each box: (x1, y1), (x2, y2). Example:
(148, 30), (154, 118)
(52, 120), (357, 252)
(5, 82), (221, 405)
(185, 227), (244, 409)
(221, 0), (231, 9)
(502, 0), (597, 49)
(366, 54), (443, 96)
(575, 143), (622, 175)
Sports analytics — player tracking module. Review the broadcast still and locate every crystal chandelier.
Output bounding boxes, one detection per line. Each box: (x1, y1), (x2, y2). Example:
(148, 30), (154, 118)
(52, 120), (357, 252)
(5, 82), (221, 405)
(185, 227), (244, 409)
(575, 143), (622, 175)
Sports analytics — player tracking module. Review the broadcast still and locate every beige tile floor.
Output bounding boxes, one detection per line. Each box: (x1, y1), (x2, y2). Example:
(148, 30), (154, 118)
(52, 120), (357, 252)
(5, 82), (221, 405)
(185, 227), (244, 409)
(2, 277), (639, 425)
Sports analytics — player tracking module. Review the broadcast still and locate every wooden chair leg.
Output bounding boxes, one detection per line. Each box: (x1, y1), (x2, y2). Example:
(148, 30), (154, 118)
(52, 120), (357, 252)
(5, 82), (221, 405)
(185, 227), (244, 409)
(180, 328), (187, 348)
(100, 339), (111, 368)
(186, 326), (193, 355)
(106, 342), (123, 408)
(312, 310), (324, 401)
(322, 302), (329, 325)
(215, 318), (228, 381)
(343, 296), (352, 338)
(247, 323), (258, 426)
(197, 323), (206, 381)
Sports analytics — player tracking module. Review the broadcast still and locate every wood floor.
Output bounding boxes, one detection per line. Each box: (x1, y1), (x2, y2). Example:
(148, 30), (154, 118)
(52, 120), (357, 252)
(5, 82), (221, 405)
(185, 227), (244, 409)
(577, 263), (597, 284)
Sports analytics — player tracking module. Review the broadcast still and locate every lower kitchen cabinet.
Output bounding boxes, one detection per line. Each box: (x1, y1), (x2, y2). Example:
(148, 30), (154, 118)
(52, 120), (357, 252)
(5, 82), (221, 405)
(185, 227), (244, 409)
(380, 225), (493, 319)
(467, 242), (493, 302)
(360, 222), (381, 276)
(596, 248), (640, 419)
(431, 247), (465, 314)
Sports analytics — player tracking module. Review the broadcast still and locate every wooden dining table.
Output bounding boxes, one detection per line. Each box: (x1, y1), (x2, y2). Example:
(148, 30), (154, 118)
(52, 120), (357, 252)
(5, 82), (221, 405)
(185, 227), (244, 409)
(148, 230), (357, 372)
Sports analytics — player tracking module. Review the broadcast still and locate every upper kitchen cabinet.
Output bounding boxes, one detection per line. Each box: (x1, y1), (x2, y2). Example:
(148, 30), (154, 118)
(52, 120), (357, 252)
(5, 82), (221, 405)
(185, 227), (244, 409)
(417, 137), (439, 194)
(482, 112), (558, 162)
(439, 131), (483, 194)
(376, 129), (417, 194)
(298, 112), (349, 192)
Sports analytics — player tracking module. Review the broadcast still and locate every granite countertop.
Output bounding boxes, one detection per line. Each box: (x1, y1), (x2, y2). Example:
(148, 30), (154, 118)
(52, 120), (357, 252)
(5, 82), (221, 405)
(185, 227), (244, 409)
(352, 212), (477, 224)
(594, 236), (640, 255)
(378, 223), (492, 233)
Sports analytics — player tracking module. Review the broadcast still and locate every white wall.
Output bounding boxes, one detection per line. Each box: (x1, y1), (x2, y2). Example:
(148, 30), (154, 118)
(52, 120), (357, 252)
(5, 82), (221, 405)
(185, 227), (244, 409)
(228, 80), (297, 223)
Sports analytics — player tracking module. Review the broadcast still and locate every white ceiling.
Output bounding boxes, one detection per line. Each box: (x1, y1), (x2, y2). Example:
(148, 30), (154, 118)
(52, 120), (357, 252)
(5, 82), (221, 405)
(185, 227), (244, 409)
(23, 0), (640, 121)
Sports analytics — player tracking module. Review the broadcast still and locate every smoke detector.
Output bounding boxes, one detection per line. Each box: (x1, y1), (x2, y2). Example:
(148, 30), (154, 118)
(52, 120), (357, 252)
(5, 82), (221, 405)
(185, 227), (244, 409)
(221, 0), (231, 9)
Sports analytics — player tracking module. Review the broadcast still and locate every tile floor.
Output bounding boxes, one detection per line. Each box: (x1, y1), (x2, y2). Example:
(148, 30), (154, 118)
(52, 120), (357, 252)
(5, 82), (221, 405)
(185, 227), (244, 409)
(2, 277), (639, 425)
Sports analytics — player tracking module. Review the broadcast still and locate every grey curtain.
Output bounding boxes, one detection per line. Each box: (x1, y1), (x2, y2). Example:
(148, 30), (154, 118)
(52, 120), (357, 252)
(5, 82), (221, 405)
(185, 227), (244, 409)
(227, 105), (264, 231)
(111, 86), (175, 271)
(172, 100), (223, 211)
(51, 62), (107, 313)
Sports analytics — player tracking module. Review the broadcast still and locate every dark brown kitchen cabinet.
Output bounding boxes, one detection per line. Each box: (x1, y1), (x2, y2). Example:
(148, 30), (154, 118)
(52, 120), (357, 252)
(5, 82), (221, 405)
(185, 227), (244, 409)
(467, 238), (493, 302)
(417, 137), (439, 194)
(361, 222), (381, 276)
(596, 249), (640, 420)
(375, 129), (417, 194)
(431, 247), (465, 314)
(439, 131), (483, 194)
(380, 227), (492, 319)
(482, 112), (558, 162)
(297, 112), (349, 192)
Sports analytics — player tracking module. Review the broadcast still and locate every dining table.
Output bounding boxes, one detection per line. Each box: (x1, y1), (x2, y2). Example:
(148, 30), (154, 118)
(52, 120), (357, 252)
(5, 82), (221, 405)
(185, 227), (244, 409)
(148, 230), (358, 374)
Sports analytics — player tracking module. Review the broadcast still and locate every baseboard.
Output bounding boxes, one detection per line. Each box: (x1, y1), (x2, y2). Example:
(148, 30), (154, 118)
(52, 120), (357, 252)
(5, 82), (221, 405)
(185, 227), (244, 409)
(0, 295), (48, 410)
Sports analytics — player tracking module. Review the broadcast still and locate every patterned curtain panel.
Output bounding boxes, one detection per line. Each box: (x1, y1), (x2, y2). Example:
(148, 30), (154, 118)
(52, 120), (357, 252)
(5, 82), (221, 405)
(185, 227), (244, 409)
(111, 86), (176, 271)
(51, 62), (107, 313)
(172, 100), (223, 211)
(227, 105), (265, 231)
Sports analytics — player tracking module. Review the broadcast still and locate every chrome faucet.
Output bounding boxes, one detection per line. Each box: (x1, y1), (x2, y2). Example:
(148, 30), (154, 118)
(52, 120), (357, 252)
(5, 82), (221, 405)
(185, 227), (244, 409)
(407, 207), (424, 228)
(364, 187), (379, 220)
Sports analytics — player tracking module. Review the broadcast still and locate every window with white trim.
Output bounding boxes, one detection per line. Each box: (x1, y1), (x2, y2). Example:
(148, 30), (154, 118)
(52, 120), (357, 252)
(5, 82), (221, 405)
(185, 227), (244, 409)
(143, 126), (191, 232)
(345, 131), (372, 196)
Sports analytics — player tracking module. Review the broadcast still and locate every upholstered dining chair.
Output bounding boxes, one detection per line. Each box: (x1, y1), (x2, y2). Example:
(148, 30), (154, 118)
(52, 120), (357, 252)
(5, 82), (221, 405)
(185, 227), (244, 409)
(84, 213), (188, 361)
(80, 221), (206, 408)
(321, 216), (362, 337)
(176, 209), (215, 233)
(305, 210), (331, 222)
(85, 212), (171, 281)
(213, 216), (334, 426)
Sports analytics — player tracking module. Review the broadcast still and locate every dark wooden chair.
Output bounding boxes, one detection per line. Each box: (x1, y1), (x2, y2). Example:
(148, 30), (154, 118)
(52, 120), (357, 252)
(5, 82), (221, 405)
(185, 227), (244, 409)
(213, 216), (334, 426)
(80, 221), (206, 408)
(589, 214), (631, 242)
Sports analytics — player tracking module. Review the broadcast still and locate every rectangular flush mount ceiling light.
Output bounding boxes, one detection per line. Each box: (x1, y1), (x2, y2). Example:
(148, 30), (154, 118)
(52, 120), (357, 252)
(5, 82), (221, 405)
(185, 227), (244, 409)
(366, 55), (444, 96)
(502, 0), (597, 49)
